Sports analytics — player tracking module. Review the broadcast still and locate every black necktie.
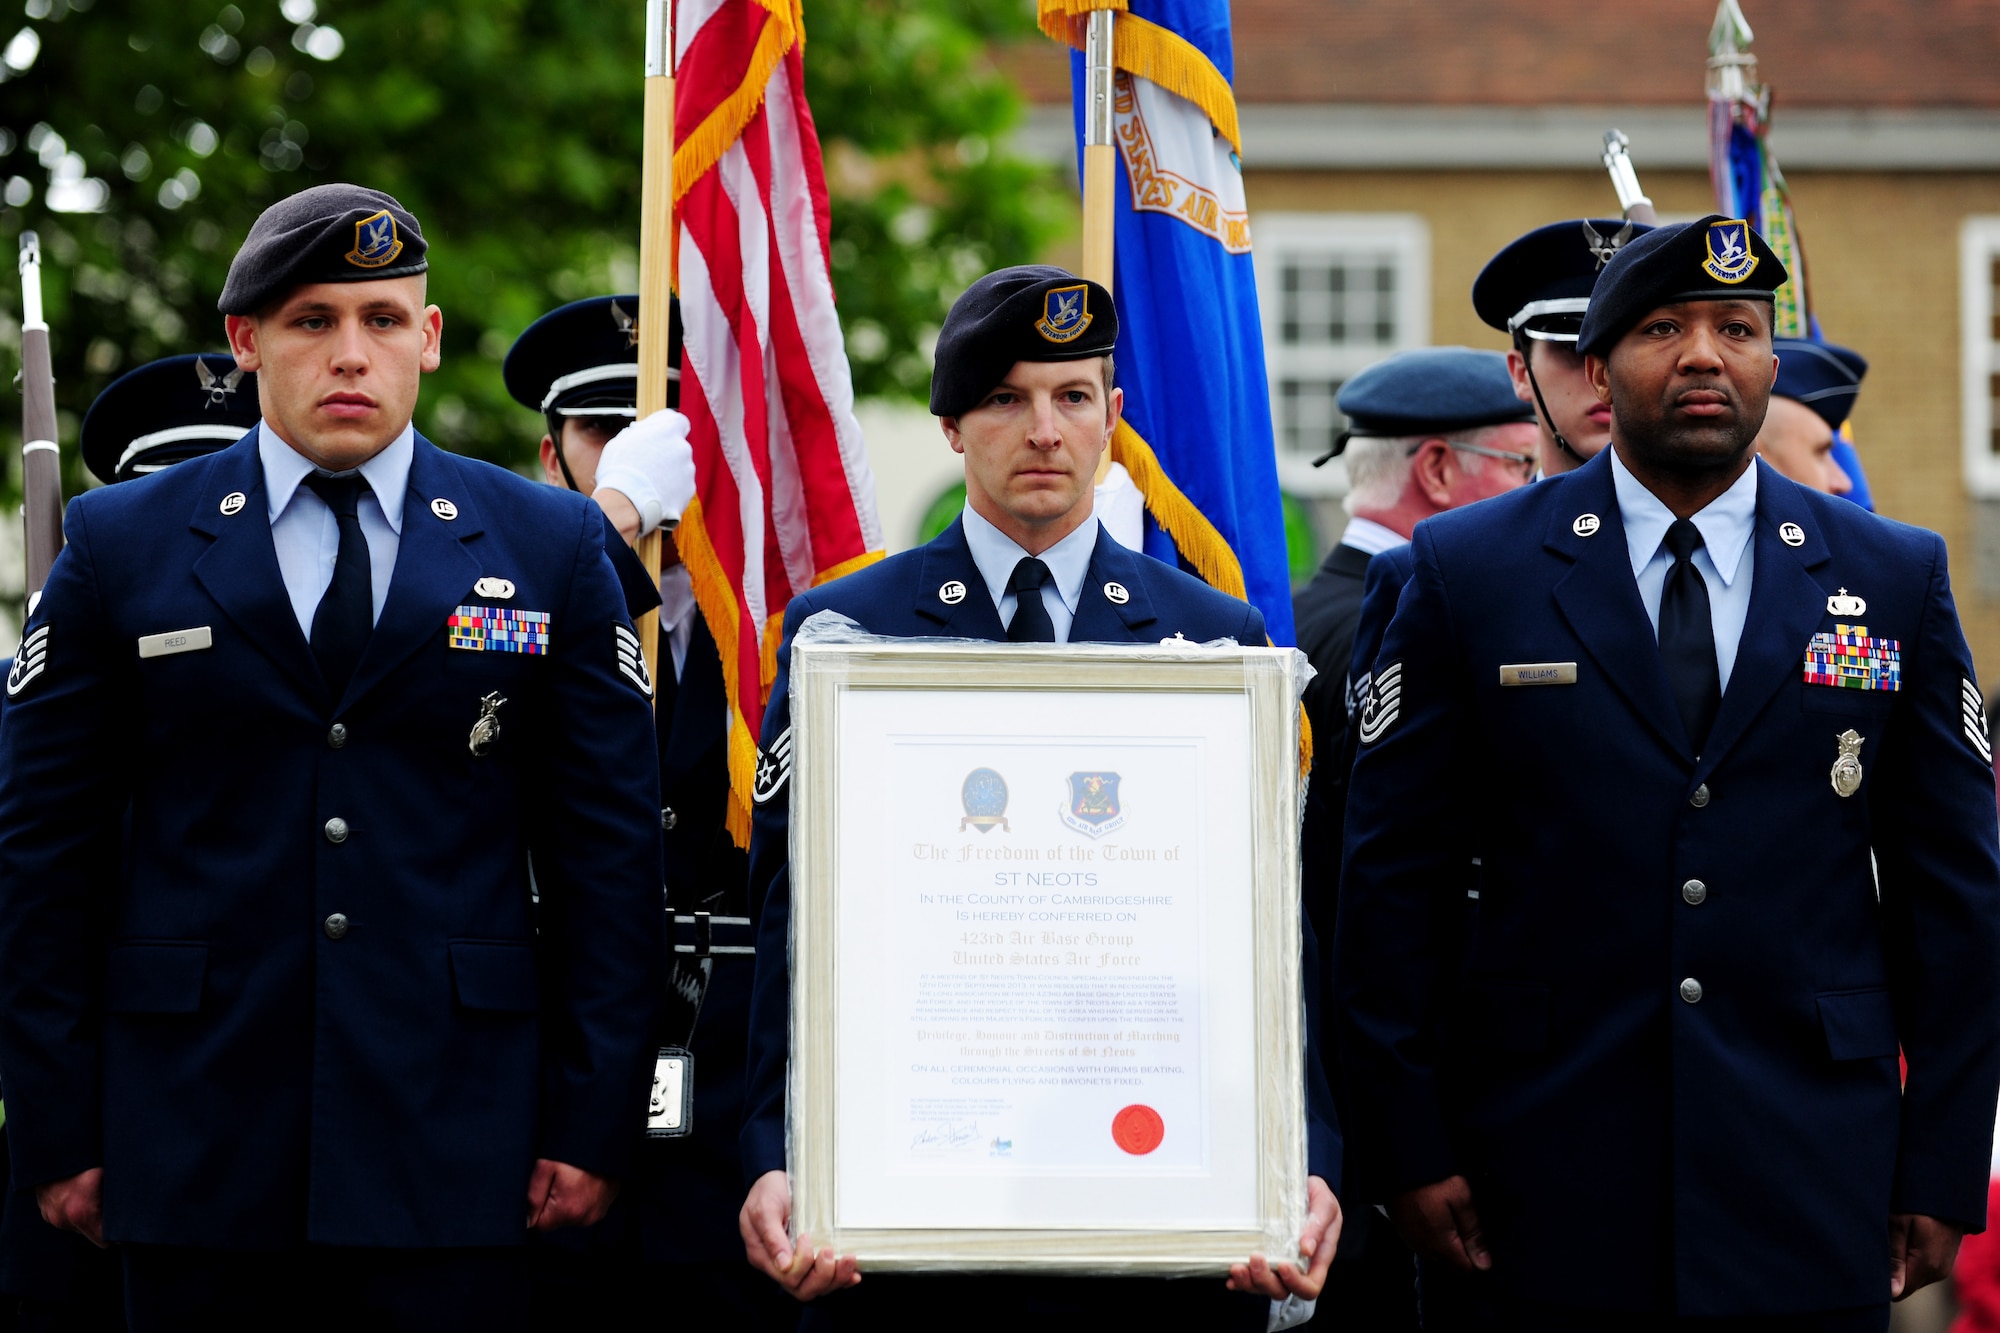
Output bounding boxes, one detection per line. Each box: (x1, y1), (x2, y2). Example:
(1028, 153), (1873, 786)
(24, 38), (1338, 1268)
(1006, 557), (1056, 644)
(304, 472), (374, 697)
(1659, 518), (1721, 752)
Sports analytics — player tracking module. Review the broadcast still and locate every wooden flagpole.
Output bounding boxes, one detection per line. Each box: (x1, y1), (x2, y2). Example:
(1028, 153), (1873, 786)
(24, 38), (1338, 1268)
(1080, 9), (1115, 485)
(635, 0), (675, 696)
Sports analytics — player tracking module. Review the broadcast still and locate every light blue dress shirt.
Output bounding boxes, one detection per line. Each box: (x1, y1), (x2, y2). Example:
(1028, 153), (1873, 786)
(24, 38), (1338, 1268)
(260, 421), (411, 639)
(1609, 446), (1757, 693)
(960, 504), (1098, 644)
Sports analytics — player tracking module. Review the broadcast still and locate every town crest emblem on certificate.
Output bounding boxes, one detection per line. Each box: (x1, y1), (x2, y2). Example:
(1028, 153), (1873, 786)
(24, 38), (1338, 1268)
(960, 767), (1010, 833)
(1061, 771), (1125, 837)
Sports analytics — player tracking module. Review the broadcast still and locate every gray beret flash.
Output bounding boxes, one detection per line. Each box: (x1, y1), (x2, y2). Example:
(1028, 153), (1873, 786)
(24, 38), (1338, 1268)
(218, 183), (428, 315)
(930, 265), (1117, 418)
(1576, 214), (1788, 358)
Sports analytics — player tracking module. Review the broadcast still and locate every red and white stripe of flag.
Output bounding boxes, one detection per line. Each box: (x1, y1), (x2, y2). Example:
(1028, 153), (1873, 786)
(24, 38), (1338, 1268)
(674, 0), (882, 841)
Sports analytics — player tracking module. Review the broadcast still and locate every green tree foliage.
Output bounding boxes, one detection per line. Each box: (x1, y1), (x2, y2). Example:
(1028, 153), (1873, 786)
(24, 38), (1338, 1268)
(0, 0), (1062, 498)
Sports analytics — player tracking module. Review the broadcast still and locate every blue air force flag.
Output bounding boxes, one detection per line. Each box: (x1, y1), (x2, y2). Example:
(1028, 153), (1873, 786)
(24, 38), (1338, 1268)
(1052, 0), (1295, 643)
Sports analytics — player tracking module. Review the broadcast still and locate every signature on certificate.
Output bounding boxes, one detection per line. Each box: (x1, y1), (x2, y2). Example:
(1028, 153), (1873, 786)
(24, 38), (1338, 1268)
(911, 1120), (979, 1153)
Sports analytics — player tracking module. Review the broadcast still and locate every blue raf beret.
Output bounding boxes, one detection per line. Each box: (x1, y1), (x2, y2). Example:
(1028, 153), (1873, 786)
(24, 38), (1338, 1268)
(1472, 218), (1653, 343)
(1772, 338), (1867, 431)
(218, 183), (428, 315)
(505, 296), (681, 418)
(80, 353), (260, 484)
(1576, 214), (1788, 357)
(930, 266), (1117, 417)
(1323, 346), (1534, 462)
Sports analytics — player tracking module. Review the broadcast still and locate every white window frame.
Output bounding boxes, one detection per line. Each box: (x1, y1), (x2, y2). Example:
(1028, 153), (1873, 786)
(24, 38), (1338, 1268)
(1251, 213), (1430, 498)
(1961, 217), (2000, 498)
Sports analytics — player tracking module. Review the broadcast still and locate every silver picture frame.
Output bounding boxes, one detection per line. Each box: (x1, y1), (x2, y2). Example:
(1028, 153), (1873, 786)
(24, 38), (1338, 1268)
(786, 635), (1307, 1275)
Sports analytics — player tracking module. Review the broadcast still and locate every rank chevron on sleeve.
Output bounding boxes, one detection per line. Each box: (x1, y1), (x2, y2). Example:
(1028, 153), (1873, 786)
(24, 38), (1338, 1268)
(6, 624), (49, 698)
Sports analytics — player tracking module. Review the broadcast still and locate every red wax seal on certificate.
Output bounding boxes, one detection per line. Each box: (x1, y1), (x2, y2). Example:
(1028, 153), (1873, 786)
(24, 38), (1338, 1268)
(1112, 1104), (1165, 1155)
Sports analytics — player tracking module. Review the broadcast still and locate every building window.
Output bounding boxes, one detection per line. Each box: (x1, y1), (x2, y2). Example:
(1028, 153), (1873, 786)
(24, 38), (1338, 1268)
(1962, 218), (2000, 497)
(1253, 214), (1429, 496)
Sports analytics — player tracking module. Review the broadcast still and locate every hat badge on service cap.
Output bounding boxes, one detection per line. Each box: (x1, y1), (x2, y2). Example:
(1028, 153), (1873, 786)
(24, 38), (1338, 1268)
(346, 210), (404, 270)
(1582, 219), (1636, 271)
(194, 357), (244, 407)
(1035, 284), (1092, 344)
(1701, 219), (1758, 284)
(611, 299), (639, 349)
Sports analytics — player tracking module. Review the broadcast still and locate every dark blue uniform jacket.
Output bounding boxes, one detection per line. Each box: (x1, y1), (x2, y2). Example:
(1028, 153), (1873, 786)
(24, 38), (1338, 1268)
(0, 429), (665, 1250)
(1337, 452), (2000, 1316)
(742, 516), (1342, 1196)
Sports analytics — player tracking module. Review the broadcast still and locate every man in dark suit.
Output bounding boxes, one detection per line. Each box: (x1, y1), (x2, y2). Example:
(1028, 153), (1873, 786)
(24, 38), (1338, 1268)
(0, 184), (664, 1329)
(1338, 217), (2000, 1330)
(735, 266), (1343, 1331)
(506, 295), (797, 1330)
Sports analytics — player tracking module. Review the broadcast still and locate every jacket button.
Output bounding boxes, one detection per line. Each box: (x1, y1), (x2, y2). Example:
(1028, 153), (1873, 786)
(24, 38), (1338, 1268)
(323, 913), (349, 941)
(661, 807), (677, 831)
(1689, 783), (1710, 808)
(324, 817), (350, 844)
(328, 722), (349, 749)
(1682, 879), (1707, 905)
(1679, 977), (1704, 1004)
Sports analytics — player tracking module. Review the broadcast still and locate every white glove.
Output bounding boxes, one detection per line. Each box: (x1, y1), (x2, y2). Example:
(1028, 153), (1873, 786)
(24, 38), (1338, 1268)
(592, 409), (696, 537)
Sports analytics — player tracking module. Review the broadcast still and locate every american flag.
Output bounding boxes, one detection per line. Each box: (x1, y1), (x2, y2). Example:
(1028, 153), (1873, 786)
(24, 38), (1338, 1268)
(673, 0), (882, 842)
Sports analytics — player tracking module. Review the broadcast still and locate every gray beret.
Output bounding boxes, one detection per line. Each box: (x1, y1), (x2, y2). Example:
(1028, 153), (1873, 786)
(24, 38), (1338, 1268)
(218, 183), (428, 315)
(930, 266), (1117, 417)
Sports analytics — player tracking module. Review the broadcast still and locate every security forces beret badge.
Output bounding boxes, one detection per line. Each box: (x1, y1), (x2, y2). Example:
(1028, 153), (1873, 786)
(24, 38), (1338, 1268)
(1035, 284), (1092, 344)
(346, 210), (404, 270)
(1700, 219), (1758, 285)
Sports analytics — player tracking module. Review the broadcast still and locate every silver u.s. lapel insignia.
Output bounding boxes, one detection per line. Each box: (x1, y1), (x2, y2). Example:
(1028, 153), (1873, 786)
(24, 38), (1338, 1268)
(469, 692), (506, 757)
(1830, 729), (1864, 798)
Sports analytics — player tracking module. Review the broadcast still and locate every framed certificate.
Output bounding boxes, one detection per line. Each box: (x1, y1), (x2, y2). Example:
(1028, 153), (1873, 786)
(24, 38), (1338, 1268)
(787, 636), (1307, 1274)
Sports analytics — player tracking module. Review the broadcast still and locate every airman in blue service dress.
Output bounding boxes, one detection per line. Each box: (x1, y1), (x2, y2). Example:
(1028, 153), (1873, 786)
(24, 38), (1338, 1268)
(1337, 218), (2000, 1329)
(740, 266), (1341, 1332)
(0, 354), (258, 1331)
(0, 184), (665, 1329)
(1291, 347), (1533, 1332)
(506, 295), (798, 1331)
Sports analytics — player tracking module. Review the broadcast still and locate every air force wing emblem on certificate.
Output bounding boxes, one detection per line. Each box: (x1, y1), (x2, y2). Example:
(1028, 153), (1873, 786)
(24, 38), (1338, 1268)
(960, 768), (1010, 833)
(1060, 771), (1125, 838)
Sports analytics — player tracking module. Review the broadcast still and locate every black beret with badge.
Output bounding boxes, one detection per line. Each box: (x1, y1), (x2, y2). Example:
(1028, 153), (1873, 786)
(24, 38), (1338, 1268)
(1473, 217), (1654, 344)
(1771, 338), (1868, 431)
(80, 353), (260, 484)
(1319, 346), (1534, 462)
(930, 265), (1118, 417)
(503, 295), (682, 419)
(1576, 214), (1788, 358)
(217, 183), (428, 315)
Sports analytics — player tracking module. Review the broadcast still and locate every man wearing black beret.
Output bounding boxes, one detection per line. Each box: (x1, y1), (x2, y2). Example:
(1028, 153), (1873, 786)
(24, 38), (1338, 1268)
(1339, 215), (2000, 1328)
(0, 183), (666, 1328)
(1473, 217), (1652, 479)
(735, 264), (1344, 1329)
(1757, 338), (1866, 498)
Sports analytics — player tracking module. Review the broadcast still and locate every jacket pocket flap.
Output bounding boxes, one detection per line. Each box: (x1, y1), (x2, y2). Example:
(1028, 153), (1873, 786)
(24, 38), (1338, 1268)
(450, 940), (538, 1013)
(105, 943), (208, 1014)
(1818, 987), (1898, 1061)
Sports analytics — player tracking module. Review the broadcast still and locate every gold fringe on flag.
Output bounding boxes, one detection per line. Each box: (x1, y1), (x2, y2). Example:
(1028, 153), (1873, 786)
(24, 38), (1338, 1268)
(673, 0), (802, 210)
(1110, 418), (1246, 599)
(673, 495), (762, 846)
(1036, 1), (1241, 155)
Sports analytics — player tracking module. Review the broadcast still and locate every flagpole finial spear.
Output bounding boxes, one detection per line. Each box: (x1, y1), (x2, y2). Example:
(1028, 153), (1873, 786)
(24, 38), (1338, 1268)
(1707, 0), (1757, 103)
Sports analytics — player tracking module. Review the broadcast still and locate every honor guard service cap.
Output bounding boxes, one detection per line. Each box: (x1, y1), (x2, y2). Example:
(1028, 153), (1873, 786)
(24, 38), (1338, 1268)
(218, 183), (428, 315)
(504, 296), (681, 418)
(80, 353), (261, 484)
(930, 265), (1117, 418)
(1320, 347), (1535, 463)
(1472, 217), (1654, 343)
(1576, 214), (1788, 358)
(1772, 338), (1868, 431)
